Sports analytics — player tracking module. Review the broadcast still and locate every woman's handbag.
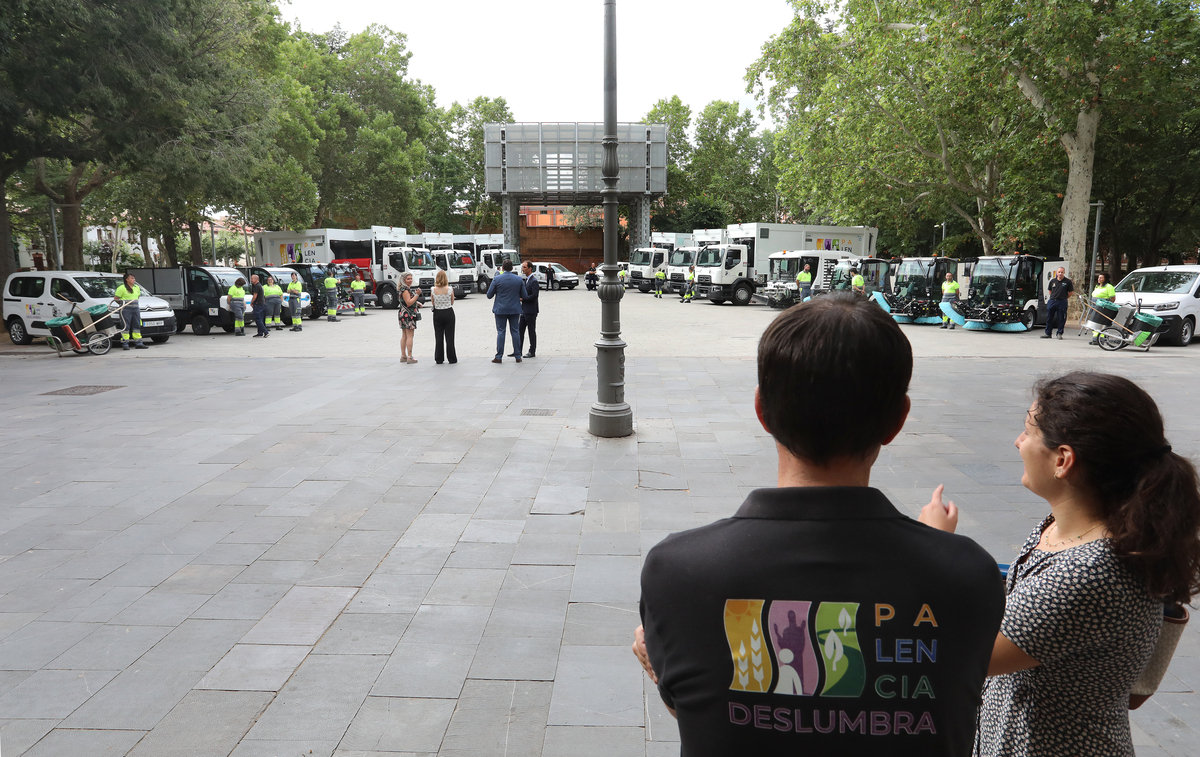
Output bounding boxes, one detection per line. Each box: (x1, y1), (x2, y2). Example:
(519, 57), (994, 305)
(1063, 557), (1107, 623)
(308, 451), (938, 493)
(1129, 603), (1189, 709)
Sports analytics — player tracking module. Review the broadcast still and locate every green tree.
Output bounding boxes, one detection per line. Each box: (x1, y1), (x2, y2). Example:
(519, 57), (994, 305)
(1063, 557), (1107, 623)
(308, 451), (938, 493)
(691, 101), (773, 222)
(644, 96), (694, 231)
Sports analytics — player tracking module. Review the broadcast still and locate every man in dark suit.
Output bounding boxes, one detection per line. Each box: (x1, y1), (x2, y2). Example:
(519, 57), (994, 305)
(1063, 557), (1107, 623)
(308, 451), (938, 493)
(519, 260), (540, 358)
(486, 259), (524, 363)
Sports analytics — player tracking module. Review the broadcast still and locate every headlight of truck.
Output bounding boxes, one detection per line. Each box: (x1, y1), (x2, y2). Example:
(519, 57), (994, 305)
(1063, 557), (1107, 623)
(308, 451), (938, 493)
(1154, 301), (1180, 311)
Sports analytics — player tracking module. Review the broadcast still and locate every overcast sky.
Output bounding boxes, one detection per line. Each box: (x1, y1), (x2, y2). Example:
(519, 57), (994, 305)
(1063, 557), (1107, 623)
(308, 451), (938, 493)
(279, 0), (796, 127)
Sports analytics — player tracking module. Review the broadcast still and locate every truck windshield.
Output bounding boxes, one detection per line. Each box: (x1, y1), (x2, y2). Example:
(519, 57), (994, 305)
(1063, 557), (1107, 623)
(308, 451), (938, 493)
(668, 250), (694, 267)
(696, 248), (723, 267)
(450, 254), (475, 268)
(970, 259), (1011, 301)
(894, 260), (931, 297)
(502, 251), (521, 266)
(209, 270), (243, 289)
(831, 263), (854, 290)
(770, 258), (798, 281)
(1116, 271), (1199, 294)
(630, 250), (651, 266)
(407, 251), (435, 269)
(73, 276), (120, 298)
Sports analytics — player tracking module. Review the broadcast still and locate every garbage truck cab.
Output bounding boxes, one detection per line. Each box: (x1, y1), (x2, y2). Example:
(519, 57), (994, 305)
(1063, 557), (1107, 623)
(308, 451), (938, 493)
(377, 245), (438, 304)
(940, 255), (1061, 331)
(761, 251), (855, 308)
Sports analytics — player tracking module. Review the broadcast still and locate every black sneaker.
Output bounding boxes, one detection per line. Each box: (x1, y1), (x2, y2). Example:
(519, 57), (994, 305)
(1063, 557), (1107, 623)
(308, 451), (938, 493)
(1040, 334), (1052, 339)
(940, 324), (948, 329)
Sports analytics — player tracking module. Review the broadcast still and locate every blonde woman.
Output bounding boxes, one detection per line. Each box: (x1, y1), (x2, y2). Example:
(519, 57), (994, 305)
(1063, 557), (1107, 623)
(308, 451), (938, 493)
(431, 270), (457, 364)
(398, 272), (422, 363)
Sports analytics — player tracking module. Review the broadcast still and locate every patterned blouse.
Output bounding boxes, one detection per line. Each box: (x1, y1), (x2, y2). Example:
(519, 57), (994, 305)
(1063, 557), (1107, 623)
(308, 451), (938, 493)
(975, 516), (1161, 756)
(432, 292), (453, 310)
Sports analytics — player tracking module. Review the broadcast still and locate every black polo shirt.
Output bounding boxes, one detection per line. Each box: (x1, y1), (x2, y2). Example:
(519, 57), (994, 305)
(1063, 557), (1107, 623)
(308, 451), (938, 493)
(640, 487), (1004, 757)
(250, 282), (264, 306)
(1048, 277), (1074, 300)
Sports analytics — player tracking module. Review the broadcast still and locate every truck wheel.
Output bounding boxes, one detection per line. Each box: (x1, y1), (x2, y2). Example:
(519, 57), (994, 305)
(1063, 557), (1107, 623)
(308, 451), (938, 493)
(1019, 308), (1035, 330)
(478, 277), (490, 293)
(1176, 316), (1194, 346)
(8, 318), (32, 345)
(732, 284), (753, 306)
(191, 315), (211, 335)
(151, 335), (170, 344)
(379, 287), (398, 309)
(638, 282), (651, 293)
(453, 286), (465, 299)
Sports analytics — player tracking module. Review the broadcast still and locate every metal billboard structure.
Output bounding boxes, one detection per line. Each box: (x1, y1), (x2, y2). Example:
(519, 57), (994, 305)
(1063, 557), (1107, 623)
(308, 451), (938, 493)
(483, 122), (668, 254)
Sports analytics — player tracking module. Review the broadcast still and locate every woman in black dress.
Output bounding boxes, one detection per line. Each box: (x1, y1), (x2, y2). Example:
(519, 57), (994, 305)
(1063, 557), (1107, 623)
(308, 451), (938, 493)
(920, 372), (1200, 756)
(398, 272), (422, 363)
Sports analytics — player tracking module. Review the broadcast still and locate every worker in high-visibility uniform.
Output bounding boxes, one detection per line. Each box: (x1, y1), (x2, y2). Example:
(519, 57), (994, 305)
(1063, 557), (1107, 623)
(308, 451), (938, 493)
(263, 276), (284, 331)
(323, 269), (339, 322)
(851, 268), (866, 295)
(228, 277), (246, 336)
(1089, 273), (1117, 345)
(653, 267), (666, 298)
(287, 272), (304, 332)
(796, 264), (813, 301)
(351, 272), (367, 315)
(617, 268), (627, 288)
(940, 271), (960, 330)
(680, 265), (696, 303)
(113, 272), (147, 349)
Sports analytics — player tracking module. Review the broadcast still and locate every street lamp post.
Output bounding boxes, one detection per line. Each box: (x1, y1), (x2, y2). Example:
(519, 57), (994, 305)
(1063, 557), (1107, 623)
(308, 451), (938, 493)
(589, 0), (633, 438)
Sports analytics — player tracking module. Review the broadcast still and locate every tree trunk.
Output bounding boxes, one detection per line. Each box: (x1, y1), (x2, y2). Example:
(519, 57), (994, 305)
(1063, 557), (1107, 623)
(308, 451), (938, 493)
(160, 209), (180, 268)
(0, 167), (17, 283)
(312, 198), (327, 230)
(1058, 106), (1101, 319)
(140, 228), (152, 266)
(188, 220), (203, 264)
(60, 201), (84, 270)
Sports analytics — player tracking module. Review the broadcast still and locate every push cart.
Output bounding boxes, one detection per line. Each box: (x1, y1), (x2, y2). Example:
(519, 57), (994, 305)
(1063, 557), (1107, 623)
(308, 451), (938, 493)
(44, 300), (129, 357)
(1079, 295), (1163, 351)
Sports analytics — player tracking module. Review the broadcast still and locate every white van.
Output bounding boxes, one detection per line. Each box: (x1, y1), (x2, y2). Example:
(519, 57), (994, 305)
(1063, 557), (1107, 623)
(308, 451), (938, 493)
(530, 262), (579, 290)
(5, 271), (177, 345)
(1113, 264), (1200, 346)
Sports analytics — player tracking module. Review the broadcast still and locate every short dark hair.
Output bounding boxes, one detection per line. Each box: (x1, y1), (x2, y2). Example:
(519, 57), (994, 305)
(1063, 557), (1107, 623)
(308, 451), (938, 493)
(503, 260), (513, 272)
(757, 293), (912, 465)
(235, 277), (246, 286)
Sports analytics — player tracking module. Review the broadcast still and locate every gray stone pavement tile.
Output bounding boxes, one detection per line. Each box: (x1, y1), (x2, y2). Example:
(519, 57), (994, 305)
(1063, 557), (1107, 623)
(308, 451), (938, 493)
(1130, 698), (1200, 756)
(469, 636), (561, 681)
(231, 739), (336, 757)
(296, 531), (400, 588)
(0, 670), (32, 698)
(101, 553), (195, 587)
(193, 582), (291, 621)
(484, 590), (570, 639)
(374, 547), (450, 575)
(569, 555), (642, 603)
(41, 585), (152, 624)
(128, 690), (273, 757)
(109, 590), (210, 627)
(197, 643), (311, 691)
(22, 727), (146, 757)
(244, 654), (385, 742)
(340, 696), (456, 753)
(548, 646), (645, 727)
(156, 563), (243, 594)
(313, 613), (411, 656)
(541, 725), (646, 757)
(646, 740), (683, 757)
(369, 647), (477, 700)
(531, 486), (588, 515)
(512, 533), (580, 566)
(136, 619), (255, 671)
(400, 605), (492, 646)
(438, 680), (552, 757)
(61, 668), (203, 729)
(444, 541), (517, 569)
(241, 586), (357, 645)
(220, 518), (301, 545)
(0, 612), (47, 642)
(0, 577), (94, 613)
(233, 559), (316, 584)
(562, 603), (641, 647)
(643, 675), (679, 742)
(397, 513), (471, 549)
(517, 515), (587, 537)
(504, 565), (574, 592)
(0, 719), (58, 756)
(47, 624), (171, 670)
(0, 668), (119, 718)
(578, 532), (641, 556)
(423, 568), (507, 606)
(458, 519), (524, 543)
(582, 502), (641, 533)
(346, 573), (435, 614)
(0, 621), (99, 671)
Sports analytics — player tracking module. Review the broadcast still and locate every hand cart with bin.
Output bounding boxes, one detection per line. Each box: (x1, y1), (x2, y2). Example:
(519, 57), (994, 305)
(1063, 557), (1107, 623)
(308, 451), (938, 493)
(44, 299), (130, 357)
(1079, 295), (1163, 351)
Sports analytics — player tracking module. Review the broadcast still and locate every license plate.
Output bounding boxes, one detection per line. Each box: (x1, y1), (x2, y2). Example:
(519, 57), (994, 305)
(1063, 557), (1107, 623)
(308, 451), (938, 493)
(143, 320), (164, 327)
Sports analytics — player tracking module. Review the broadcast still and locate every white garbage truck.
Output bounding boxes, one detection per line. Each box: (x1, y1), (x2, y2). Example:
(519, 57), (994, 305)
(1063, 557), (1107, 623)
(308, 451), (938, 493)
(665, 230), (722, 294)
(694, 223), (879, 305)
(472, 234), (521, 292)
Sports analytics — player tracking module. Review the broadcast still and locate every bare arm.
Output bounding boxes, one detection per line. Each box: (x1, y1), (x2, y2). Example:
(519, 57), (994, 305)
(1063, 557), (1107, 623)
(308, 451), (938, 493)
(632, 625), (677, 718)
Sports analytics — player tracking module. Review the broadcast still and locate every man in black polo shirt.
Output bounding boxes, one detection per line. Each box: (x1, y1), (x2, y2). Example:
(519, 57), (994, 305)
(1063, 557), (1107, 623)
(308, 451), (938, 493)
(634, 293), (1004, 756)
(1042, 266), (1073, 340)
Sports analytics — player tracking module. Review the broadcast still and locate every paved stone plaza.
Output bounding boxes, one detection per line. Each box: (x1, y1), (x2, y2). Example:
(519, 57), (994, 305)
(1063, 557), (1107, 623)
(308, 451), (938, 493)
(0, 290), (1197, 756)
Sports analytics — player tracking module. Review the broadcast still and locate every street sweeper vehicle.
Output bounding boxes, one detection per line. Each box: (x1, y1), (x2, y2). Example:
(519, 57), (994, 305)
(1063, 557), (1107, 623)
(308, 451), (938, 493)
(938, 255), (1066, 331)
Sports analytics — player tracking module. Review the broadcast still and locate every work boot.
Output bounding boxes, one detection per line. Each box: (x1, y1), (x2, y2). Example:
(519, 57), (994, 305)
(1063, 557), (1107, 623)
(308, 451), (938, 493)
(949, 324), (955, 330)
(122, 342), (129, 350)
(1040, 334), (1052, 339)
(1089, 338), (1099, 346)
(940, 323), (947, 329)
(134, 342), (148, 350)
(235, 329), (243, 336)
(1056, 333), (1063, 340)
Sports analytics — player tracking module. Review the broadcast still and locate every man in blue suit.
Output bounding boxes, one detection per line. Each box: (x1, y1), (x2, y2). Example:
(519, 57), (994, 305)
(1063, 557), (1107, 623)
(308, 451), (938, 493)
(487, 259), (524, 363)
(519, 260), (540, 358)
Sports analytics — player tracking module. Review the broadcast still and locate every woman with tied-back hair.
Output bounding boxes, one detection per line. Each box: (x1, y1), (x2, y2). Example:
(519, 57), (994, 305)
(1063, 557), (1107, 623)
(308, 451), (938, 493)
(920, 371), (1200, 757)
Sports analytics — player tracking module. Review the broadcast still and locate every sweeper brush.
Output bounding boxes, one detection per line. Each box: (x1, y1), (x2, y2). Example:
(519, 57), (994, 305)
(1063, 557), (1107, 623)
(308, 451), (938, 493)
(871, 292), (891, 312)
(990, 321), (1030, 332)
(964, 320), (991, 330)
(939, 302), (967, 326)
(915, 316), (944, 324)
(893, 315), (914, 324)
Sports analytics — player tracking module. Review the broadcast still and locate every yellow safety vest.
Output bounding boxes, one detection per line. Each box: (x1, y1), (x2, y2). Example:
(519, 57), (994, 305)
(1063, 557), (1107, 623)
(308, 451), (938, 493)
(1092, 283), (1115, 300)
(227, 285), (245, 299)
(351, 280), (367, 291)
(263, 284), (283, 297)
(114, 284), (140, 300)
(942, 280), (960, 295)
(655, 270), (666, 280)
(324, 276), (337, 290)
(852, 274), (865, 288)
(287, 281), (303, 294)
(797, 271), (812, 283)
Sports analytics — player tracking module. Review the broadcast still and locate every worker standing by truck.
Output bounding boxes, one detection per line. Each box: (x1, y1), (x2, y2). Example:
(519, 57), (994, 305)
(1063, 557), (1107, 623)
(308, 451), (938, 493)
(113, 272), (147, 350)
(680, 266), (696, 303)
(250, 274), (268, 338)
(940, 271), (960, 330)
(351, 272), (367, 316)
(851, 267), (866, 295)
(654, 267), (666, 299)
(796, 263), (813, 301)
(1088, 273), (1117, 345)
(228, 277), (247, 336)
(263, 276), (284, 331)
(287, 272), (304, 332)
(324, 270), (339, 322)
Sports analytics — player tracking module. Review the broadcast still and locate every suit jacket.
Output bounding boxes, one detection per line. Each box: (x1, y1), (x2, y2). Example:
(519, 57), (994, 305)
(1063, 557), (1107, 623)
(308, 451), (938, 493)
(521, 274), (540, 315)
(487, 271), (524, 315)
